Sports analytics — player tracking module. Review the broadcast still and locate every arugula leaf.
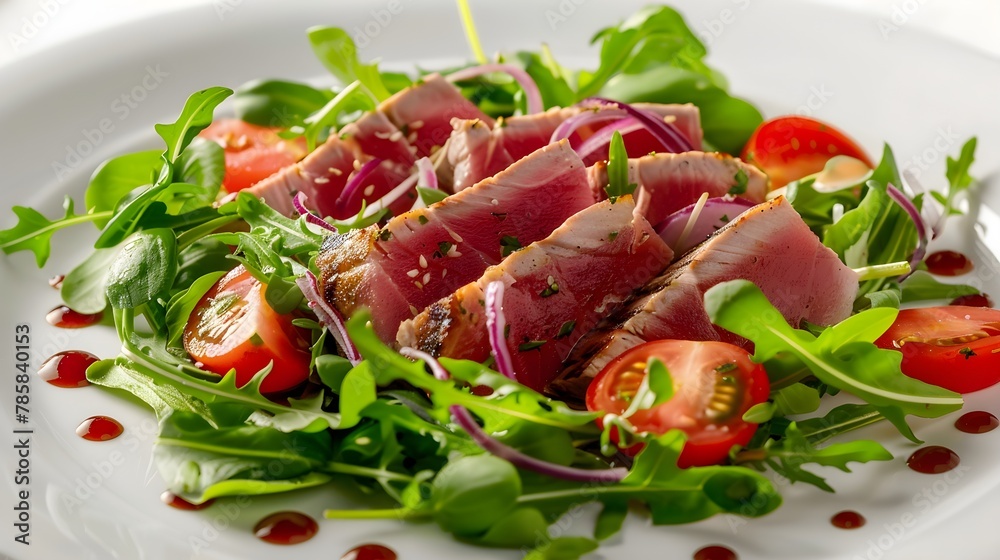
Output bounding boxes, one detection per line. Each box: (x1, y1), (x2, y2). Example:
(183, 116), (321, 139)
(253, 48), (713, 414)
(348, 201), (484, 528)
(796, 403), (885, 445)
(705, 280), (963, 438)
(307, 27), (403, 101)
(105, 229), (178, 310)
(96, 87), (232, 248)
(85, 150), (161, 226)
(735, 423), (892, 492)
(302, 80), (375, 151)
(233, 79), (334, 128)
(176, 137), (225, 192)
(938, 137), (977, 219)
(237, 191), (325, 256)
(0, 197), (110, 266)
(87, 358), (218, 421)
(154, 411), (335, 502)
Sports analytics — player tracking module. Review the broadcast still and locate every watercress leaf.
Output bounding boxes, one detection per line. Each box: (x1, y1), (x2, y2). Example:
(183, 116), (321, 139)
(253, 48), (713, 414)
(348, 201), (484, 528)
(773, 383), (821, 416)
(234, 79), (333, 127)
(523, 537), (600, 560)
(263, 271), (304, 314)
(85, 150), (161, 225)
(0, 197), (107, 267)
(238, 191), (325, 255)
(155, 86), (234, 164)
(476, 507), (551, 548)
(900, 270), (978, 303)
(60, 246), (120, 314)
(593, 502), (628, 541)
(307, 26), (393, 100)
(176, 137), (225, 190)
(105, 229), (178, 309)
(165, 271), (226, 347)
(338, 362), (377, 429)
(646, 357), (674, 405)
(600, 65), (761, 154)
(705, 280), (963, 424)
(431, 454), (521, 537)
(315, 354), (353, 393)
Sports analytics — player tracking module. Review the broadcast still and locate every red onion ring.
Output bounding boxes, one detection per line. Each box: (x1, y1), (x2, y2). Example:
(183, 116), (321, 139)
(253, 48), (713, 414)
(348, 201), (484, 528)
(296, 271), (361, 364)
(292, 192), (338, 233)
(485, 281), (517, 381)
(886, 183), (928, 280)
(581, 97), (693, 153)
(446, 64), (543, 114)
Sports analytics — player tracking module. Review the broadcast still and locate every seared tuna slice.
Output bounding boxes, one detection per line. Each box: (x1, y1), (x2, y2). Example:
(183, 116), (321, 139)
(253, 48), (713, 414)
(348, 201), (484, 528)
(380, 73), (494, 158)
(397, 197), (674, 392)
(446, 103), (704, 192)
(589, 151), (767, 228)
(243, 135), (355, 217)
(316, 141), (594, 342)
(551, 196), (857, 398)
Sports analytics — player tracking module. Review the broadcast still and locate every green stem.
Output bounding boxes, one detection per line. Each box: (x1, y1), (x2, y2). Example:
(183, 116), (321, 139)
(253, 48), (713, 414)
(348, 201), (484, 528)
(0, 210), (113, 250)
(853, 261), (911, 281)
(325, 462), (414, 483)
(324, 507), (430, 520)
(456, 0), (487, 64)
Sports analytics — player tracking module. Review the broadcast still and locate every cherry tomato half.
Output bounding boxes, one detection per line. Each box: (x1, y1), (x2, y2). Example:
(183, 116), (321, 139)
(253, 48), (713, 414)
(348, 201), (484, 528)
(199, 119), (307, 193)
(874, 306), (1000, 393)
(741, 116), (874, 189)
(183, 266), (313, 394)
(586, 340), (770, 467)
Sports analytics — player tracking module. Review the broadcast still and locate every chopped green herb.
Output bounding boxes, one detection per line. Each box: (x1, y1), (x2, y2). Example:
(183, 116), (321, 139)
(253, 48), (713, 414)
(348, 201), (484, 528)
(556, 320), (576, 339)
(729, 168), (749, 195)
(539, 278), (560, 298)
(378, 228), (392, 241)
(500, 235), (522, 257)
(715, 362), (738, 374)
(960, 347), (976, 359)
(433, 241), (453, 258)
(417, 215), (429, 225)
(518, 340), (547, 351)
(608, 231), (619, 242)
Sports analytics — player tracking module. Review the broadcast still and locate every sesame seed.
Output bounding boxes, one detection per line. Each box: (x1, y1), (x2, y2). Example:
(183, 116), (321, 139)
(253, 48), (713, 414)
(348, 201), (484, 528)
(414, 281), (423, 289)
(353, 160), (362, 171)
(419, 255), (428, 268)
(409, 305), (419, 316)
(547, 275), (555, 285)
(407, 132), (418, 144)
(410, 120), (424, 129)
(407, 269), (420, 278)
(374, 131), (392, 139)
(364, 185), (375, 197)
(449, 250), (462, 258)
(389, 131), (404, 142)
(422, 272), (431, 284)
(329, 167), (343, 176)
(314, 177), (330, 184)
(449, 231), (464, 243)
(441, 269), (448, 278)
(491, 199), (499, 206)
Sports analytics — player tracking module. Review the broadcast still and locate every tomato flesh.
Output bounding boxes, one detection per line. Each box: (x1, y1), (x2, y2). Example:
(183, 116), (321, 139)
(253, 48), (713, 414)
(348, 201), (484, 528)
(586, 340), (770, 467)
(875, 306), (1000, 393)
(741, 116), (874, 189)
(199, 119), (307, 193)
(183, 266), (312, 394)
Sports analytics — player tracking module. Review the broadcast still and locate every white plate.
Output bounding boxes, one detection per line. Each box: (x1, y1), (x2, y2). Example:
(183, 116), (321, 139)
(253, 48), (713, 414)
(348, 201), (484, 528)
(3, 1), (1000, 559)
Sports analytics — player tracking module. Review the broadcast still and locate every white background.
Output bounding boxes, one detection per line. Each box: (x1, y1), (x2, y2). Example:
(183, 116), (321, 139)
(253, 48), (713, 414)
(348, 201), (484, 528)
(1, 0), (1000, 67)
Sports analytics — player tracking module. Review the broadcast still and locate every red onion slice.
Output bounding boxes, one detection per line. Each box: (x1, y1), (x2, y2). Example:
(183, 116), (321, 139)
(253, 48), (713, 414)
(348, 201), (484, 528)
(902, 170), (944, 240)
(398, 346), (628, 483)
(485, 281), (517, 381)
(292, 192), (338, 233)
(296, 271), (361, 365)
(574, 118), (644, 160)
(655, 197), (757, 254)
(446, 64), (543, 114)
(336, 158), (384, 216)
(582, 97), (693, 153)
(549, 108), (627, 144)
(416, 157), (437, 190)
(887, 183), (928, 280)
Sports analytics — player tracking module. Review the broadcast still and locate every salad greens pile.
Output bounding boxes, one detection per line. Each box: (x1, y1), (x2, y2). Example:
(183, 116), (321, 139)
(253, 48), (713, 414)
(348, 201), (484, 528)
(0, 4), (983, 558)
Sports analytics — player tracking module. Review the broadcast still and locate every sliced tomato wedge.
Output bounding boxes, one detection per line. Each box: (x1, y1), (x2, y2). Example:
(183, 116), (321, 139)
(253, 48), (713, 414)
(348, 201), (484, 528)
(199, 119), (307, 193)
(741, 116), (874, 189)
(874, 306), (1000, 393)
(586, 340), (770, 467)
(183, 266), (312, 394)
